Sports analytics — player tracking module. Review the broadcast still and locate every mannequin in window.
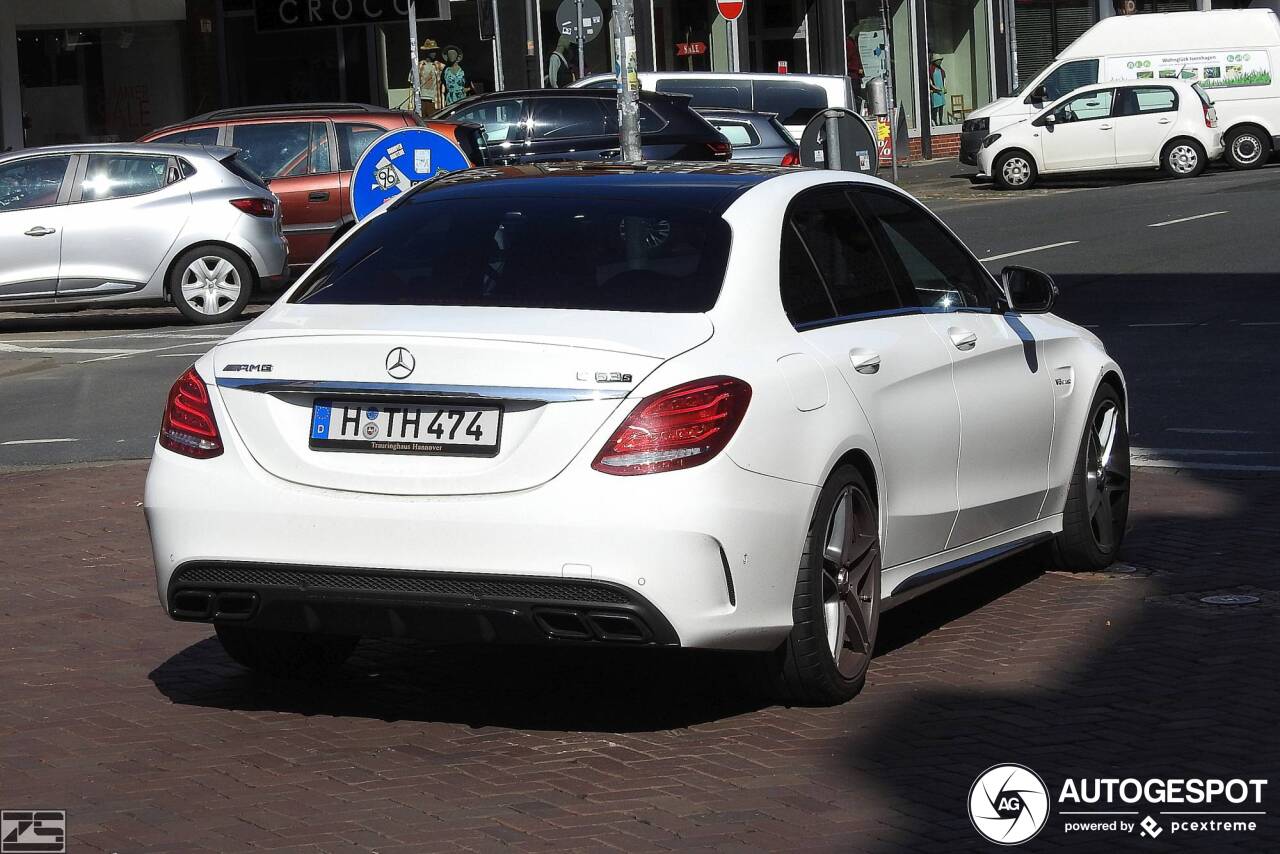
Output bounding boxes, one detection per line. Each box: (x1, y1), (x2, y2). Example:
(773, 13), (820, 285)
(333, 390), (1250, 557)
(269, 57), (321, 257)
(548, 35), (576, 88)
(413, 40), (445, 116)
(442, 45), (471, 107)
(929, 55), (947, 126)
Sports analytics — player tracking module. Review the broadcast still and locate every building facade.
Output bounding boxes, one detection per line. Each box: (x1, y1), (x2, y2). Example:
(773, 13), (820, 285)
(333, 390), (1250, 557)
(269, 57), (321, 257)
(0, 0), (1265, 158)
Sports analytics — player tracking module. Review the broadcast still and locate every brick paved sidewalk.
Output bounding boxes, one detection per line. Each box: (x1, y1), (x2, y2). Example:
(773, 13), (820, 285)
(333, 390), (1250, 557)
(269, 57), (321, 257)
(1, 463), (1276, 852)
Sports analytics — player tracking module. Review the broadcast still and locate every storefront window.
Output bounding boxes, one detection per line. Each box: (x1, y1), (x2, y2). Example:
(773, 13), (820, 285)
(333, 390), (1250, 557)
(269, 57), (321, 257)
(890, 0), (917, 131)
(17, 24), (187, 146)
(379, 10), (497, 114)
(925, 0), (991, 128)
(539, 0), (613, 85)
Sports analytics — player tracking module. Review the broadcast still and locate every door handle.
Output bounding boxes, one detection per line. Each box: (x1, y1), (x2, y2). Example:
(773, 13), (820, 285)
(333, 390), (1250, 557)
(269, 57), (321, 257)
(1098, 123), (1113, 130)
(849, 349), (881, 374)
(307, 191), (330, 201)
(24, 226), (56, 237)
(1157, 117), (1172, 124)
(948, 328), (978, 351)
(599, 149), (621, 159)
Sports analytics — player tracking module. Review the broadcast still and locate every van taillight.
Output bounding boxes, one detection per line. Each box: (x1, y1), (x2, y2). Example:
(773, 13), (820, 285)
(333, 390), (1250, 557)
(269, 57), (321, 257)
(591, 377), (751, 475)
(159, 367), (223, 459)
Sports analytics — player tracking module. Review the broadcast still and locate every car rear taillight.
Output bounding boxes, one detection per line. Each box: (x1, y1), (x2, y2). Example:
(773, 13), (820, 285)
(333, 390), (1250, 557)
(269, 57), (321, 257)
(159, 367), (223, 459)
(230, 197), (275, 217)
(591, 376), (751, 476)
(1203, 103), (1218, 129)
(707, 140), (732, 160)
(781, 149), (801, 167)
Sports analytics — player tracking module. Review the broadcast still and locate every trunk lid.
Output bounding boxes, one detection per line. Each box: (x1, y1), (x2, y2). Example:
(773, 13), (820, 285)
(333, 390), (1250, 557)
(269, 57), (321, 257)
(212, 305), (713, 496)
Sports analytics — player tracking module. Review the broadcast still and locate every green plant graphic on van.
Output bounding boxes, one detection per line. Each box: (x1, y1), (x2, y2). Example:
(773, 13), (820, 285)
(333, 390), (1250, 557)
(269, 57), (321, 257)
(1201, 69), (1272, 88)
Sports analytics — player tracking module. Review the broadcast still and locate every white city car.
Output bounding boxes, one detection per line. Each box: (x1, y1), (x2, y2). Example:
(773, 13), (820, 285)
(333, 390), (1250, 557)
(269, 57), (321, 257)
(145, 164), (1130, 705)
(978, 79), (1223, 190)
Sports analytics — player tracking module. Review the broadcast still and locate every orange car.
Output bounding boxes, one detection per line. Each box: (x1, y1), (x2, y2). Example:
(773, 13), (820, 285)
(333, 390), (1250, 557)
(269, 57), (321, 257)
(141, 103), (482, 272)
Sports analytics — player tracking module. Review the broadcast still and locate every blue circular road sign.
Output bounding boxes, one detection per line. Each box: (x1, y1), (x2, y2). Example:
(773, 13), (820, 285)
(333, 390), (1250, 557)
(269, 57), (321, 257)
(349, 127), (470, 221)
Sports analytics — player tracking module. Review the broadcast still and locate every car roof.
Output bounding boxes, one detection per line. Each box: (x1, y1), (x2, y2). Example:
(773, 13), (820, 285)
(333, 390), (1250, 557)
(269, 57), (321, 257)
(150, 102), (409, 132)
(1054, 78), (1203, 103)
(697, 108), (780, 119)
(580, 71), (848, 82)
(399, 162), (795, 209)
(0, 142), (236, 163)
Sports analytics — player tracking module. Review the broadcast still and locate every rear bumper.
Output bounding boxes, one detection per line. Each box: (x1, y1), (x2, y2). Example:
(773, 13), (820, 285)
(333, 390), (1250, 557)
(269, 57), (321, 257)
(166, 562), (679, 646)
(145, 396), (816, 651)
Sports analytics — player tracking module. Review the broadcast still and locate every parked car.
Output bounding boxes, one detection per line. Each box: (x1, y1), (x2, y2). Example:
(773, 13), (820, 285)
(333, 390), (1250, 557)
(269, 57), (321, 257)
(697, 108), (800, 165)
(573, 71), (855, 139)
(979, 79), (1223, 189)
(0, 143), (285, 324)
(961, 9), (1280, 170)
(434, 89), (731, 164)
(145, 162), (1129, 706)
(140, 103), (484, 271)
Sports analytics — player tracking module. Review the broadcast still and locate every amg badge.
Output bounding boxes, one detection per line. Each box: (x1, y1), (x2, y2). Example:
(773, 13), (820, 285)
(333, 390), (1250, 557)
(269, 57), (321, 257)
(222, 363), (273, 372)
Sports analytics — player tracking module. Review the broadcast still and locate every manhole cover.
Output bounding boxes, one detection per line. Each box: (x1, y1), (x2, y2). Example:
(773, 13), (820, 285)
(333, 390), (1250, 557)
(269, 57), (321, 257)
(1200, 594), (1261, 606)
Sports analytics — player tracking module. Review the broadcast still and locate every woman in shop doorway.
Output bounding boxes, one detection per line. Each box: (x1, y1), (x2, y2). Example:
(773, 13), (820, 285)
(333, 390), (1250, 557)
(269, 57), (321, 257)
(929, 55), (946, 126)
(442, 46), (471, 107)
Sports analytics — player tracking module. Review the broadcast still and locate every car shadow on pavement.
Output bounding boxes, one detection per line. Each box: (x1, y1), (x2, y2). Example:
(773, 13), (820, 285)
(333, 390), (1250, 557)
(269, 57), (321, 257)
(0, 305), (268, 335)
(842, 470), (1280, 852)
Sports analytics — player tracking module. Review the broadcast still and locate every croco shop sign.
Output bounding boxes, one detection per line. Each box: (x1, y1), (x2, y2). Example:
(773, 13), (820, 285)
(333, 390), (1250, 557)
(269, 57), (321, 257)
(255, 0), (447, 32)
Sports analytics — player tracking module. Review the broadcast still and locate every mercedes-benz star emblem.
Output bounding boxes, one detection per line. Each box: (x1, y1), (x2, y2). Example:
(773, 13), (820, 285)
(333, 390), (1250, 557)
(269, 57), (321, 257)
(385, 347), (415, 380)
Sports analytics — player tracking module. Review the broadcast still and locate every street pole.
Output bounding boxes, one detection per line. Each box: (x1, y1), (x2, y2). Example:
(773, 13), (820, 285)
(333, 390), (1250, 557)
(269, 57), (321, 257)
(613, 0), (642, 161)
(880, 0), (899, 184)
(576, 0), (586, 79)
(492, 0), (505, 90)
(727, 18), (737, 73)
(525, 0), (539, 87)
(407, 0), (422, 115)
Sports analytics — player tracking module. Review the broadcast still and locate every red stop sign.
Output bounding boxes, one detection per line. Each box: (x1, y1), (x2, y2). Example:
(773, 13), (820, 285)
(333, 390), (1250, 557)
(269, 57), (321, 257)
(717, 0), (744, 21)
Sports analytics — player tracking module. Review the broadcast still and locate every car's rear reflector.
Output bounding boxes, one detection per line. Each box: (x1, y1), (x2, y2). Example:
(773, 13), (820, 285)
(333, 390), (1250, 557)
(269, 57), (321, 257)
(591, 376), (751, 475)
(159, 367), (223, 459)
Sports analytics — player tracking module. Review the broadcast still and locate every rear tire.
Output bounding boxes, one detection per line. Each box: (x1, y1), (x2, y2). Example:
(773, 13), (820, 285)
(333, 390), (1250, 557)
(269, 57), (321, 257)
(1048, 385), (1131, 571)
(768, 465), (881, 706)
(1161, 138), (1207, 178)
(215, 625), (358, 678)
(1224, 126), (1271, 170)
(993, 150), (1038, 190)
(169, 245), (253, 325)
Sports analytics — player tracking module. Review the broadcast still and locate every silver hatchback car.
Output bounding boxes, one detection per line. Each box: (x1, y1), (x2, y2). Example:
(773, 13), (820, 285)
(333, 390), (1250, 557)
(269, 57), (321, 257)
(0, 143), (287, 324)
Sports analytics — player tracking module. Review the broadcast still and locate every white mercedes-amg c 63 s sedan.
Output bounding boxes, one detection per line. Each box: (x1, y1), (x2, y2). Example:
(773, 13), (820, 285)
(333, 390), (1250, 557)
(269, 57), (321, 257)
(145, 163), (1130, 705)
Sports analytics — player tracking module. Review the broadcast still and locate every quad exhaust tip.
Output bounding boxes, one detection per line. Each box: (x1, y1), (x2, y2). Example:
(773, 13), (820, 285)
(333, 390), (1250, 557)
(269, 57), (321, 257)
(171, 589), (257, 621)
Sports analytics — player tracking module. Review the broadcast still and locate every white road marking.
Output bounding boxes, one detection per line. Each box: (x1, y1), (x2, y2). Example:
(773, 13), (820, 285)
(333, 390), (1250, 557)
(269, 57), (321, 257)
(1127, 322), (1194, 327)
(155, 352), (210, 358)
(1132, 447), (1271, 457)
(1241, 321), (1280, 326)
(1131, 446), (1280, 472)
(1132, 459), (1280, 472)
(1147, 210), (1226, 228)
(980, 241), (1079, 262)
(0, 332), (228, 345)
(0, 342), (134, 355)
(78, 340), (225, 364)
(1166, 427), (1256, 435)
(1, 438), (78, 446)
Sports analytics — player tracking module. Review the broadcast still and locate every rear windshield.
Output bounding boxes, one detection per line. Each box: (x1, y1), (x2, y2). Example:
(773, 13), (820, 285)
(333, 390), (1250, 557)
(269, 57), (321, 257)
(656, 79), (752, 110)
(220, 154), (269, 189)
(753, 81), (828, 126)
(292, 195), (731, 312)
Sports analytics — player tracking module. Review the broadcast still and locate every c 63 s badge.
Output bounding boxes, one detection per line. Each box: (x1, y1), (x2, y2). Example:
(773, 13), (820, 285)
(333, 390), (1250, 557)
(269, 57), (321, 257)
(222, 363), (273, 372)
(578, 371), (633, 383)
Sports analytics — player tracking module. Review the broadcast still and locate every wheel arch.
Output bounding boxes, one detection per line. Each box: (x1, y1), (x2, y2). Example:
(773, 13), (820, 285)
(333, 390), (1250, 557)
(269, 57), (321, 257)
(161, 240), (258, 303)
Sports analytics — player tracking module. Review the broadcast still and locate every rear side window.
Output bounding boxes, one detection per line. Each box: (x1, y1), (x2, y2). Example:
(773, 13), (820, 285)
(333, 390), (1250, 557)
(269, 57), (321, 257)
(656, 78), (752, 109)
(449, 98), (525, 143)
(337, 122), (385, 170)
(529, 98), (609, 140)
(293, 195), (731, 313)
(80, 154), (169, 201)
(856, 189), (1001, 311)
(1117, 86), (1177, 116)
(753, 81), (828, 127)
(151, 126), (220, 146)
(780, 188), (901, 327)
(603, 103), (668, 134)
(231, 121), (330, 179)
(706, 120), (758, 147)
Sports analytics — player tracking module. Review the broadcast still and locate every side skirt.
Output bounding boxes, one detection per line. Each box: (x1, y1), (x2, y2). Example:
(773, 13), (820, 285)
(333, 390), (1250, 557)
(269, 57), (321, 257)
(882, 531), (1054, 611)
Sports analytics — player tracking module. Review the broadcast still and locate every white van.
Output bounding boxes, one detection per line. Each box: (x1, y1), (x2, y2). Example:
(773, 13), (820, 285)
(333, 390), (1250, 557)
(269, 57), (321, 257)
(571, 72), (854, 139)
(960, 9), (1280, 170)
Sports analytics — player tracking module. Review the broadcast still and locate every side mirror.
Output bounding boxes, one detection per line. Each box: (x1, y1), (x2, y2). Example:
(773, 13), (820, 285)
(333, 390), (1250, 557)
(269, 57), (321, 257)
(1002, 265), (1058, 313)
(1026, 85), (1048, 104)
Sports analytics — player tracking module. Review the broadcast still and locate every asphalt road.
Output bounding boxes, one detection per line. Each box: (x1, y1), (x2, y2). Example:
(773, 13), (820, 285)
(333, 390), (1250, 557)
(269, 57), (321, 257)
(1, 162), (1277, 471)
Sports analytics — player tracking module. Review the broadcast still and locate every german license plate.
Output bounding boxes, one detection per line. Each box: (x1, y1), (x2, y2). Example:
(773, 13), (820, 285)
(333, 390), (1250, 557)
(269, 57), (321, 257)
(309, 399), (502, 456)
